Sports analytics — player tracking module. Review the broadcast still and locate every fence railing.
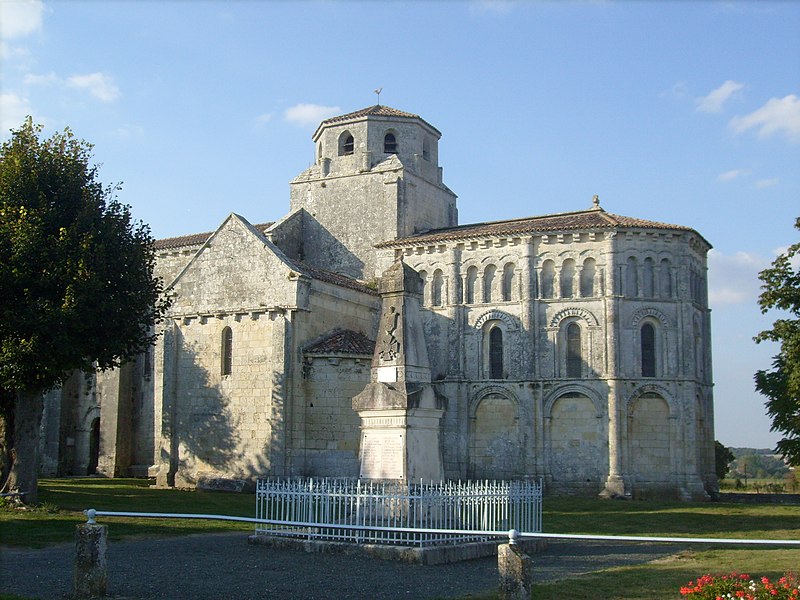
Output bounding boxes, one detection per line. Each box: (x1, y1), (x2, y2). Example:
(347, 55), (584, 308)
(254, 478), (542, 547)
(82, 508), (800, 549)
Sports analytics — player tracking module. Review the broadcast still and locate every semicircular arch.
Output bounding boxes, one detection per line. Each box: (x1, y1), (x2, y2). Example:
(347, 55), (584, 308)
(630, 307), (673, 328)
(474, 310), (518, 330)
(626, 384), (679, 419)
(549, 307), (600, 328)
(543, 384), (605, 418)
(469, 385), (519, 418)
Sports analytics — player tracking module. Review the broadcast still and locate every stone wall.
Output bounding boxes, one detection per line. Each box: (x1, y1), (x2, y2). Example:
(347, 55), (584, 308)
(389, 224), (712, 499)
(298, 355), (369, 477)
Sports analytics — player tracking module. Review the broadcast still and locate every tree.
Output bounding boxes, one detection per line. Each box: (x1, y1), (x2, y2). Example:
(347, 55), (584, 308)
(755, 217), (800, 465)
(715, 440), (735, 481)
(0, 118), (170, 502)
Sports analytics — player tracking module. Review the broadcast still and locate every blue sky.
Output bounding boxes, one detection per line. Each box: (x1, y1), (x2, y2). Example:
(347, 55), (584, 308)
(2, 0), (798, 448)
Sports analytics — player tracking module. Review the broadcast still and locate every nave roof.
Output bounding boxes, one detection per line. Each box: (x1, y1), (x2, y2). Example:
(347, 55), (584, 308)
(377, 206), (709, 248)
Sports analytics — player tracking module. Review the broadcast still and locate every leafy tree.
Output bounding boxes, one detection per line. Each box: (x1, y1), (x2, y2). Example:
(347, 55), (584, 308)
(0, 118), (170, 502)
(755, 218), (800, 465)
(755, 217), (800, 466)
(714, 441), (735, 481)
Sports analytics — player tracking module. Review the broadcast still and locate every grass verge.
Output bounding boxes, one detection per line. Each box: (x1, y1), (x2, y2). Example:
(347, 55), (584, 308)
(0, 477), (253, 547)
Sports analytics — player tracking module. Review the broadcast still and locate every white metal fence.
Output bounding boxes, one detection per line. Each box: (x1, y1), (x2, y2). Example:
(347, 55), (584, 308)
(254, 478), (542, 547)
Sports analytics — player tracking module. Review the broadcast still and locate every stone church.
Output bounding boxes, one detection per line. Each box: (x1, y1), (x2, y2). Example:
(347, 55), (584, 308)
(40, 105), (716, 500)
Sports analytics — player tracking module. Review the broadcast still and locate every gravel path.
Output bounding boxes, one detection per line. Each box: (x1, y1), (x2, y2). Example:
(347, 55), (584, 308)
(1, 534), (685, 599)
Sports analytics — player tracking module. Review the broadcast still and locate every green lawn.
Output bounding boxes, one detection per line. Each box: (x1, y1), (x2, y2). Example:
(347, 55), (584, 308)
(2, 479), (799, 599)
(0, 477), (254, 547)
(532, 497), (800, 599)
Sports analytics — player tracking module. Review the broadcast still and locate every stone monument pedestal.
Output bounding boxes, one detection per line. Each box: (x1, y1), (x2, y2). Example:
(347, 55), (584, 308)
(352, 259), (445, 483)
(357, 405), (443, 481)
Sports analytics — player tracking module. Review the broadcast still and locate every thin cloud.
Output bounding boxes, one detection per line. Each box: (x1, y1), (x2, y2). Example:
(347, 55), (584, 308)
(717, 169), (748, 182)
(254, 113), (273, 126)
(661, 80), (689, 100)
(24, 71), (59, 86)
(0, 0), (44, 40)
(755, 178), (779, 189)
(67, 72), (120, 102)
(284, 104), (341, 127)
(696, 80), (744, 113)
(730, 94), (800, 143)
(109, 125), (145, 140)
(0, 93), (34, 136)
(707, 249), (769, 306)
(469, 0), (517, 15)
(773, 245), (800, 271)
(0, 40), (31, 61)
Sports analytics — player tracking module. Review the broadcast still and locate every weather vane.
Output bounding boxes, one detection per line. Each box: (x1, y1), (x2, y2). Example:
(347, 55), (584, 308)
(374, 87), (383, 105)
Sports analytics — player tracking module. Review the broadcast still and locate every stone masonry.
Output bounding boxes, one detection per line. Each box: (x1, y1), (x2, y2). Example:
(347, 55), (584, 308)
(40, 105), (716, 500)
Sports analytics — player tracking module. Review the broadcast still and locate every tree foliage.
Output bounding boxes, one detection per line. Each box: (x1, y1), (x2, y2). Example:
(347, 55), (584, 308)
(714, 441), (735, 481)
(0, 118), (170, 499)
(755, 216), (800, 465)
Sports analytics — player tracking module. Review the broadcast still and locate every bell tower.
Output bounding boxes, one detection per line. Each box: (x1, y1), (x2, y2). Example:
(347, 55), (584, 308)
(289, 105), (458, 280)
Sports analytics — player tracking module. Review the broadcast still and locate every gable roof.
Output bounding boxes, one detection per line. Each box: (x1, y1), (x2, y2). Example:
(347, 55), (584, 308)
(376, 207), (709, 248)
(154, 223), (273, 251)
(304, 329), (375, 356)
(156, 216), (378, 296)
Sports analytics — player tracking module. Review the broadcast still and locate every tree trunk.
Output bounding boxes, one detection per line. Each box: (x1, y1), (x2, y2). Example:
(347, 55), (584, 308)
(3, 389), (44, 504)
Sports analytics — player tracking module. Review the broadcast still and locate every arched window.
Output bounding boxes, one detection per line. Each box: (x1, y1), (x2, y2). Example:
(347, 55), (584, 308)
(338, 131), (354, 156)
(643, 258), (655, 297)
(221, 326), (233, 376)
(580, 258), (596, 297)
(418, 270), (428, 305)
(489, 326), (503, 379)
(561, 259), (575, 298)
(659, 259), (672, 298)
(641, 323), (655, 378)
(626, 257), (639, 297)
(466, 266), (478, 304)
(483, 264), (496, 303)
(432, 269), (444, 306)
(502, 263), (515, 301)
(384, 132), (397, 154)
(566, 322), (581, 378)
(422, 138), (431, 161)
(541, 260), (555, 299)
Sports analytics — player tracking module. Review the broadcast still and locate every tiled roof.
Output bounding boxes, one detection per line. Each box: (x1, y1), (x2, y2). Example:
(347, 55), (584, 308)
(294, 261), (379, 296)
(376, 208), (705, 248)
(154, 223), (273, 250)
(304, 329), (375, 356)
(319, 105), (440, 135)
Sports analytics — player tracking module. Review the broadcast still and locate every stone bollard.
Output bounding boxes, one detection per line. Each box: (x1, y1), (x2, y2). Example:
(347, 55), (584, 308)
(74, 510), (108, 598)
(498, 530), (532, 600)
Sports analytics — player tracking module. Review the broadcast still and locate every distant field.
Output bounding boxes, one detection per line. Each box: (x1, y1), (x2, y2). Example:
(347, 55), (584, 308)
(718, 476), (796, 494)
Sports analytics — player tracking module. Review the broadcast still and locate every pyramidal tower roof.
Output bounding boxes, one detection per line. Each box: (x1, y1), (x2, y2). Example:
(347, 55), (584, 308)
(313, 104), (440, 138)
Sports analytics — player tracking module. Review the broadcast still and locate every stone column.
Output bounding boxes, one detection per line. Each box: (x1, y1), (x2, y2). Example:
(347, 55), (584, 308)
(498, 542), (532, 600)
(600, 378), (625, 498)
(74, 522), (108, 598)
(601, 243), (626, 498)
